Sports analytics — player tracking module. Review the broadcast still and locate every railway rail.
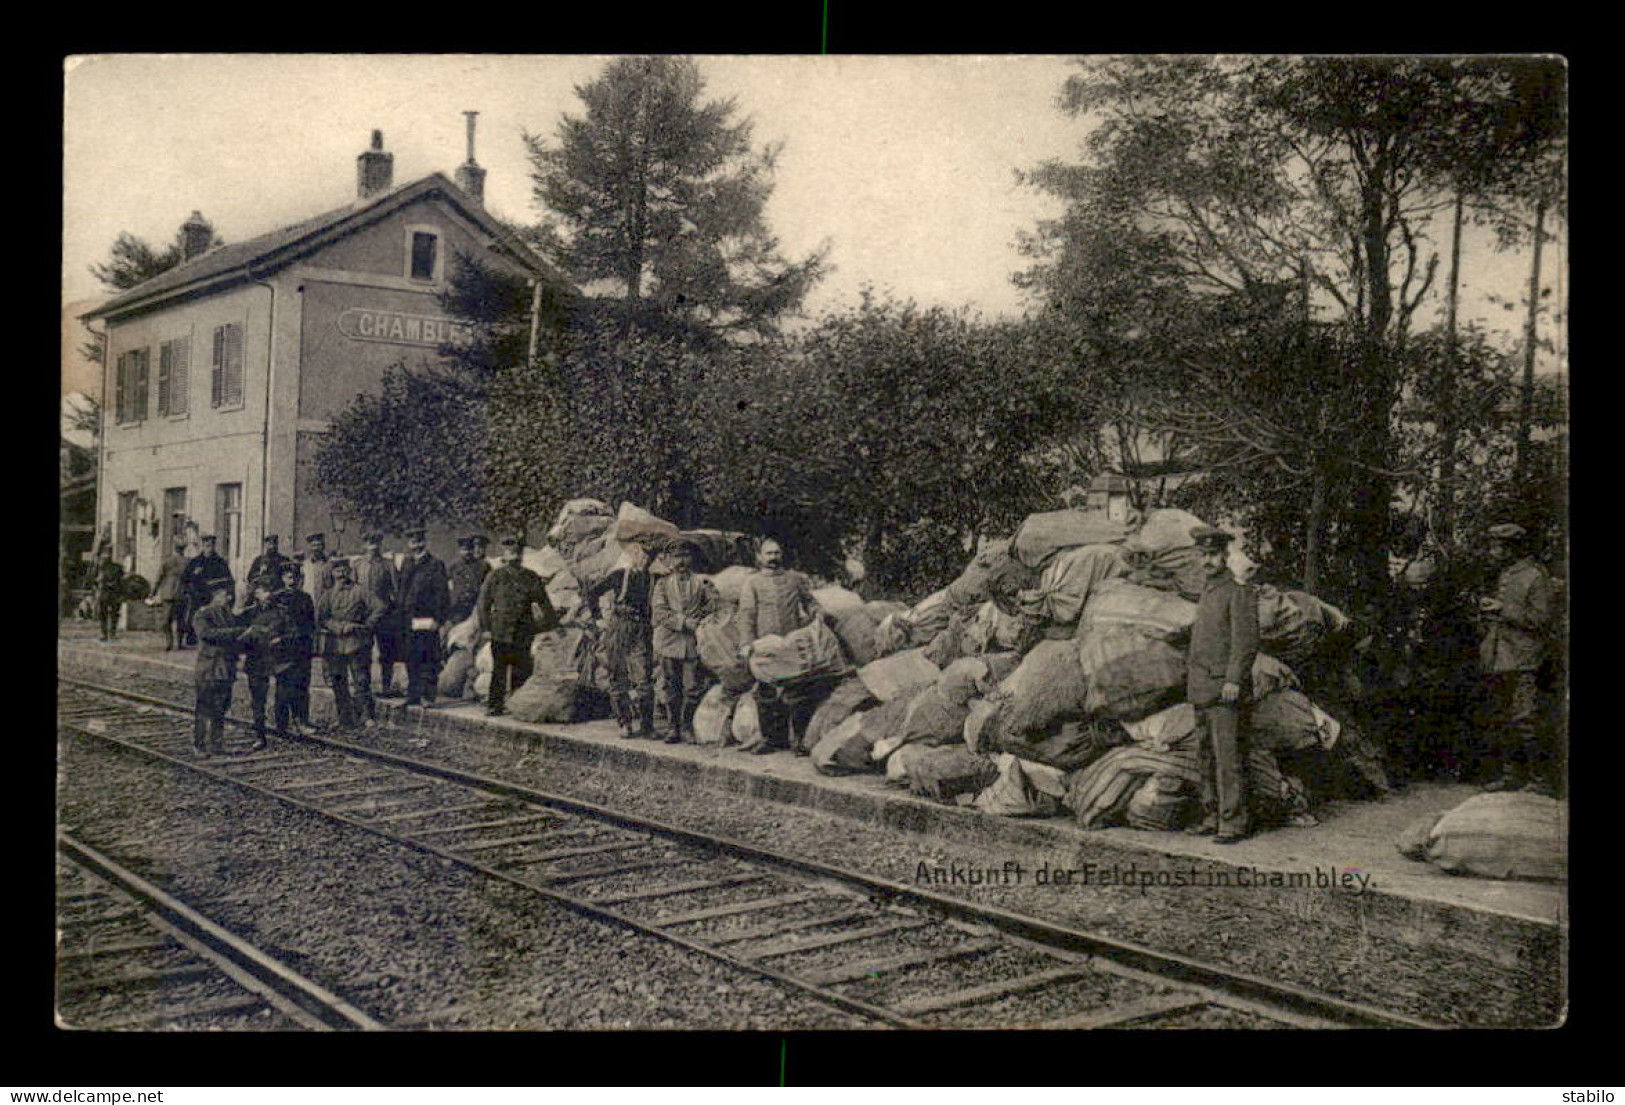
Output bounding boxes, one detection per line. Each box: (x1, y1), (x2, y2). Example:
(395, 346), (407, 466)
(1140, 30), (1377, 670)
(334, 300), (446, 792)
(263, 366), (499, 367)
(57, 676), (1447, 1030)
(56, 833), (385, 1031)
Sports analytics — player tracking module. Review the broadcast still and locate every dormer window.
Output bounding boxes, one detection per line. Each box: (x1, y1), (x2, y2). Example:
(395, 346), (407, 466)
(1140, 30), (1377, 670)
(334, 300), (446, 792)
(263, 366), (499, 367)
(407, 226), (441, 282)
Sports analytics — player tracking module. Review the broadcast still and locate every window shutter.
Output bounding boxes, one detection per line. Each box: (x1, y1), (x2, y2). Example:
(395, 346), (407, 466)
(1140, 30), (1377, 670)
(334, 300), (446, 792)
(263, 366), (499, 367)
(224, 324), (244, 406)
(114, 353), (127, 424)
(211, 326), (224, 408)
(157, 343), (172, 416)
(134, 349), (149, 420)
(171, 337), (190, 416)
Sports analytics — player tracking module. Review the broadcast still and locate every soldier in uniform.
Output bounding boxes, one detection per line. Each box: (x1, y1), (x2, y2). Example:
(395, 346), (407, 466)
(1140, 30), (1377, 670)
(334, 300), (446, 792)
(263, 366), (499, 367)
(586, 548), (656, 739)
(353, 533), (400, 699)
(1479, 522), (1559, 795)
(302, 532), (336, 616)
(396, 527), (450, 708)
(477, 536), (556, 717)
(92, 547), (125, 642)
(181, 535), (234, 648)
(148, 536), (190, 650)
(237, 575), (285, 749)
(1184, 526), (1260, 843)
(192, 580), (246, 755)
(317, 558), (385, 731)
(248, 535), (290, 598)
(447, 535), (490, 634)
(272, 560), (317, 735)
(651, 539), (719, 744)
(735, 538), (823, 755)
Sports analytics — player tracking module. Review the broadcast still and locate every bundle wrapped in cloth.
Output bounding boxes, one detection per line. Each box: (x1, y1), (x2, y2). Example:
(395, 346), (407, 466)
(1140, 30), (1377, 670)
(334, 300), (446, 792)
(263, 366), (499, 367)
(748, 620), (848, 685)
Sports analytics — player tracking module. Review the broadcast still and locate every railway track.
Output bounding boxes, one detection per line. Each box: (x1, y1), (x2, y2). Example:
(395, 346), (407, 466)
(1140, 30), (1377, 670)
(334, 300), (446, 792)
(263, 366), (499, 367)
(56, 833), (385, 1031)
(58, 677), (1445, 1030)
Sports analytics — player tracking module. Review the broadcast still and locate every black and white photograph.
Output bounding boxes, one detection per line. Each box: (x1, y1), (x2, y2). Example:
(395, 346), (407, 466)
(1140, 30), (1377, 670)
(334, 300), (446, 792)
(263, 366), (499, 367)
(57, 53), (1567, 1034)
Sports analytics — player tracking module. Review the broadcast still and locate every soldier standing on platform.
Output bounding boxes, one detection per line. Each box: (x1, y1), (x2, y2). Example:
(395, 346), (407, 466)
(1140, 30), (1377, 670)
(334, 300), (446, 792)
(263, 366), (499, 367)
(273, 560), (317, 735)
(148, 537), (190, 650)
(396, 527), (450, 708)
(192, 580), (246, 755)
(248, 535), (290, 599)
(181, 535), (234, 649)
(354, 532), (400, 699)
(477, 536), (556, 717)
(1479, 522), (1559, 796)
(303, 532), (336, 616)
(93, 546), (125, 642)
(237, 575), (285, 748)
(735, 538), (822, 755)
(652, 539), (719, 744)
(586, 548), (655, 740)
(1185, 526), (1260, 844)
(447, 535), (490, 634)
(317, 558), (385, 731)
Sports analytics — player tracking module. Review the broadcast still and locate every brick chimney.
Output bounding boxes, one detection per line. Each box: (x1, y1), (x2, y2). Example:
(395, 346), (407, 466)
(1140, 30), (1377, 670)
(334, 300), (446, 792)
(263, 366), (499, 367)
(357, 129), (394, 200)
(180, 211), (213, 261)
(453, 111), (486, 207)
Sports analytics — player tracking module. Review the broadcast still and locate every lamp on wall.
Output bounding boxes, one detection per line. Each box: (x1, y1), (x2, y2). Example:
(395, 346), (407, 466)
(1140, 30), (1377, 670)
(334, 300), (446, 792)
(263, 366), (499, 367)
(330, 507), (350, 556)
(136, 497), (159, 539)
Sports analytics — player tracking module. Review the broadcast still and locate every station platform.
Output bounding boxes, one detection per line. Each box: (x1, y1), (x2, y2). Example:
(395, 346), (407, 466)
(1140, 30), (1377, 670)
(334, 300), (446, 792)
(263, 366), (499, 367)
(58, 623), (1567, 1025)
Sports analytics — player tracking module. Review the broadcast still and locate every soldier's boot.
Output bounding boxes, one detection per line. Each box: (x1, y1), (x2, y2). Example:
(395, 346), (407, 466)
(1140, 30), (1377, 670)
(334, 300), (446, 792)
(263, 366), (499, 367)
(632, 690), (657, 741)
(611, 693), (636, 739)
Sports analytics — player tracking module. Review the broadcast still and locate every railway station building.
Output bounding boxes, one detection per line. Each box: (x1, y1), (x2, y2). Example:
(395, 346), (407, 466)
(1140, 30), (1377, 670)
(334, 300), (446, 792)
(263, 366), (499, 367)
(83, 128), (571, 596)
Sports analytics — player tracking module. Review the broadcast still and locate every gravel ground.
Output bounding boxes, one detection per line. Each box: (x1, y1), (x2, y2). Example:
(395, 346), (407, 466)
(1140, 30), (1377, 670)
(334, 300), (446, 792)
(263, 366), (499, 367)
(57, 733), (872, 1031)
(59, 660), (1562, 1027)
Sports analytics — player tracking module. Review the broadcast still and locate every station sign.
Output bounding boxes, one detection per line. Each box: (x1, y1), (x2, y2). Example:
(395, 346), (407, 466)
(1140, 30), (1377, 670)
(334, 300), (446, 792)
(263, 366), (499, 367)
(338, 308), (473, 348)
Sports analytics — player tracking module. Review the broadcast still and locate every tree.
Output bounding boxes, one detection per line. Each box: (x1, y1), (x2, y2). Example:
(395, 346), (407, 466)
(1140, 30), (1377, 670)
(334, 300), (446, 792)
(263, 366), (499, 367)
(81, 224), (226, 366)
(1016, 55), (1561, 598)
(527, 56), (827, 343)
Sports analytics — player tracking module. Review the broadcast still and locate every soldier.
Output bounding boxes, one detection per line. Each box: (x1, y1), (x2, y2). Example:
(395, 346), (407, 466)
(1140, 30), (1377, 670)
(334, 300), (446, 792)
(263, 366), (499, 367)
(1479, 522), (1558, 795)
(302, 532), (336, 617)
(148, 536), (190, 650)
(192, 580), (246, 755)
(92, 546), (125, 642)
(353, 533), (401, 698)
(1184, 526), (1260, 843)
(272, 560), (317, 736)
(651, 539), (719, 744)
(735, 538), (822, 755)
(586, 547), (656, 740)
(237, 575), (285, 749)
(247, 535), (290, 598)
(317, 558), (385, 731)
(477, 536), (556, 717)
(447, 535), (490, 634)
(396, 527), (450, 708)
(181, 535), (234, 649)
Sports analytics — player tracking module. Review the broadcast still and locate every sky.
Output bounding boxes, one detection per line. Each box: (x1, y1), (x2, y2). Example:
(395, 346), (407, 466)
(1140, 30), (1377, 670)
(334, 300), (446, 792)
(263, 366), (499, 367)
(62, 54), (1565, 410)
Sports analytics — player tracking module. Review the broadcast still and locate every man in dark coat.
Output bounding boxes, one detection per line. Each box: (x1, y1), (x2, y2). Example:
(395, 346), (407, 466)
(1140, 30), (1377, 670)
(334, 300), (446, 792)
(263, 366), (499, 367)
(353, 533), (400, 698)
(477, 536), (556, 717)
(396, 527), (450, 708)
(447, 535), (490, 633)
(93, 548), (125, 642)
(1479, 522), (1559, 795)
(236, 574), (285, 748)
(192, 580), (246, 755)
(272, 560), (317, 735)
(1185, 526), (1260, 843)
(148, 537), (190, 650)
(247, 535), (290, 599)
(317, 558), (386, 730)
(181, 535), (234, 648)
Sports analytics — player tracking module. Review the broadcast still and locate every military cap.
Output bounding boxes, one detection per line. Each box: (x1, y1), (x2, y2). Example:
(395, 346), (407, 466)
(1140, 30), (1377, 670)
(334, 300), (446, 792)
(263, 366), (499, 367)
(456, 536), (477, 550)
(405, 526), (427, 541)
(282, 558), (305, 572)
(306, 532), (326, 543)
(499, 535), (524, 550)
(1487, 523), (1527, 541)
(263, 534), (280, 544)
(251, 574), (279, 591)
(331, 556), (354, 571)
(206, 578), (235, 595)
(471, 534), (489, 546)
(1190, 525), (1234, 548)
(363, 532), (383, 545)
(200, 534), (217, 542)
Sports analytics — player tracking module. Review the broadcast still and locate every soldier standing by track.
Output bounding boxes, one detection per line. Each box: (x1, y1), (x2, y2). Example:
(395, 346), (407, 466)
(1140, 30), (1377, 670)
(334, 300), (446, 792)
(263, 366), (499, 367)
(1478, 522), (1559, 796)
(586, 547), (655, 740)
(272, 561), (317, 735)
(353, 533), (400, 699)
(317, 558), (385, 731)
(192, 580), (247, 755)
(396, 527), (450, 709)
(148, 536), (189, 650)
(237, 575), (284, 749)
(92, 546), (125, 642)
(651, 538), (719, 744)
(735, 538), (823, 755)
(447, 535), (490, 635)
(477, 536), (556, 718)
(181, 535), (234, 649)
(1185, 526), (1260, 844)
